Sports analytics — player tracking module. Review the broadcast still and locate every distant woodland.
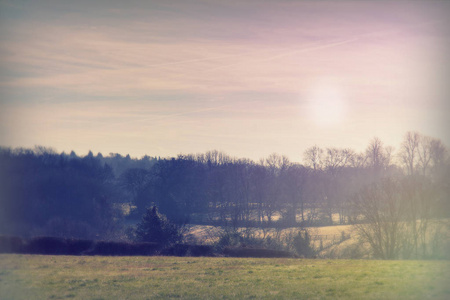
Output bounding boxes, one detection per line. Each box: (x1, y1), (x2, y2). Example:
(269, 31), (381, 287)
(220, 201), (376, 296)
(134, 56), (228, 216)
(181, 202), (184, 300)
(0, 132), (449, 250)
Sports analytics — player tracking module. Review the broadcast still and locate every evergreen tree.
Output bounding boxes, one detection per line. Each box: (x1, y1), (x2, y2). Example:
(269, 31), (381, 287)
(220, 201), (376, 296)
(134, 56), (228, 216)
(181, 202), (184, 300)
(134, 206), (183, 246)
(293, 230), (314, 257)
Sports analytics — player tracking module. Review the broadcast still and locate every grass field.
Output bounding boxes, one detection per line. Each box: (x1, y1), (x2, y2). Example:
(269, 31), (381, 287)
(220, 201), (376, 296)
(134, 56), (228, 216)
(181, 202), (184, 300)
(1, 254), (449, 299)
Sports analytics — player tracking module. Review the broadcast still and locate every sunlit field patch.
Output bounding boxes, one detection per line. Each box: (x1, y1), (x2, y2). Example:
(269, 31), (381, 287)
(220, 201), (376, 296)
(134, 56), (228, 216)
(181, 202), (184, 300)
(1, 254), (449, 299)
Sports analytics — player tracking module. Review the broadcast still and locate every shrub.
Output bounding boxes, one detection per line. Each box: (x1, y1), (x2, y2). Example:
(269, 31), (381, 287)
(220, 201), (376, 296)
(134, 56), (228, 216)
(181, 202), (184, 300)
(160, 244), (190, 256)
(188, 244), (215, 257)
(216, 231), (246, 249)
(160, 244), (215, 257)
(127, 242), (161, 256)
(26, 236), (69, 255)
(133, 206), (184, 246)
(216, 230), (265, 250)
(292, 230), (314, 258)
(66, 238), (94, 255)
(223, 246), (295, 258)
(83, 241), (130, 256)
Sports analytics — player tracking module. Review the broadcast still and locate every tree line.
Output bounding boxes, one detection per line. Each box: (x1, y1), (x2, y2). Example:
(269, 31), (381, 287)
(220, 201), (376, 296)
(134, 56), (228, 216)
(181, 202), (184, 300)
(0, 132), (449, 252)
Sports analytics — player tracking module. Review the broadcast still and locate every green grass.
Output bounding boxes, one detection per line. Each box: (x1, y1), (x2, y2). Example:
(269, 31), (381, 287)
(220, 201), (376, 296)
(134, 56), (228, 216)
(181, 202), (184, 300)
(1, 254), (449, 299)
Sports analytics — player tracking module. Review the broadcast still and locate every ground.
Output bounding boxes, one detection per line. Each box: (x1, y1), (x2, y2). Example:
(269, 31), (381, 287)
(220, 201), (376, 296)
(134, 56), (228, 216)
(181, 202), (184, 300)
(1, 254), (449, 299)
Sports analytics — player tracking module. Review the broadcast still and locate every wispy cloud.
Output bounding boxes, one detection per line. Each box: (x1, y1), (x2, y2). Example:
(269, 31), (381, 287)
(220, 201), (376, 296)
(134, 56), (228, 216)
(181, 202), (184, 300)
(1, 0), (449, 159)
(1, 2), (444, 97)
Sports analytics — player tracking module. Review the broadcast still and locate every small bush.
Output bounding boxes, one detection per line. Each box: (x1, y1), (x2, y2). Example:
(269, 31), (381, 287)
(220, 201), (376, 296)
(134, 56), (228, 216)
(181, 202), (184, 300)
(292, 230), (314, 258)
(83, 241), (131, 256)
(26, 236), (69, 255)
(160, 244), (190, 256)
(340, 243), (367, 259)
(216, 230), (269, 250)
(188, 244), (215, 257)
(66, 239), (94, 255)
(223, 246), (295, 258)
(128, 242), (161, 256)
(82, 241), (162, 256)
(160, 244), (216, 257)
(216, 231), (246, 249)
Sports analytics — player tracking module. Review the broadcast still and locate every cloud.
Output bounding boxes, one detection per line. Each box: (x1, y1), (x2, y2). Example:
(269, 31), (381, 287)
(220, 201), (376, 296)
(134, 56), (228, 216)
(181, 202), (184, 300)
(1, 1), (447, 101)
(1, 0), (449, 158)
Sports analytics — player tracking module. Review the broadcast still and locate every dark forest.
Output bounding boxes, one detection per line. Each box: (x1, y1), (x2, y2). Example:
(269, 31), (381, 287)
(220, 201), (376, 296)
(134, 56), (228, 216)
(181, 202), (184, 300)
(1, 132), (448, 249)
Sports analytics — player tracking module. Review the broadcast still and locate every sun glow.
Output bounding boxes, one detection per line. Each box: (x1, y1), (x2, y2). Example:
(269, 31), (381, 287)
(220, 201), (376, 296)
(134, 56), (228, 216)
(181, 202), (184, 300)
(307, 80), (347, 127)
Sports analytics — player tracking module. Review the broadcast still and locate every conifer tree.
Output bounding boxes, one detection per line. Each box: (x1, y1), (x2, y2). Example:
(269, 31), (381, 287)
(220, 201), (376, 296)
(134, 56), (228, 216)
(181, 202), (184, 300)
(134, 206), (183, 246)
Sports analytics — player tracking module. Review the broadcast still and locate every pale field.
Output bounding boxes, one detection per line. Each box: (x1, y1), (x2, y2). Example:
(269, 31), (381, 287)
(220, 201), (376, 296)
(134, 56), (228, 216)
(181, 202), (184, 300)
(187, 219), (449, 259)
(187, 223), (354, 243)
(186, 223), (357, 259)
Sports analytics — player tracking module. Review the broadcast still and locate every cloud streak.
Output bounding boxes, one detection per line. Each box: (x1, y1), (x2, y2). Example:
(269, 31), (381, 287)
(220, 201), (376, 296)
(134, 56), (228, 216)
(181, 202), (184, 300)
(1, 0), (449, 160)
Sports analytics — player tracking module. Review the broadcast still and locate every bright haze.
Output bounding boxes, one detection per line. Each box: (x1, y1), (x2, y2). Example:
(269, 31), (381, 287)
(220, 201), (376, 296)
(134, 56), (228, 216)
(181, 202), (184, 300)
(1, 0), (449, 162)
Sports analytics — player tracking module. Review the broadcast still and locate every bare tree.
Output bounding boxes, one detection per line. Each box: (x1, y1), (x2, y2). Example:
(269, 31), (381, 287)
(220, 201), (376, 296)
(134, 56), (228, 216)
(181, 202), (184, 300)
(401, 176), (437, 258)
(119, 168), (152, 215)
(265, 152), (290, 172)
(303, 145), (323, 171)
(351, 177), (408, 259)
(323, 147), (354, 175)
(417, 135), (433, 176)
(282, 164), (309, 225)
(263, 153), (290, 226)
(351, 176), (439, 259)
(319, 148), (353, 224)
(399, 131), (420, 175)
(204, 150), (231, 166)
(349, 151), (367, 168)
(429, 139), (448, 173)
(365, 137), (391, 172)
(384, 146), (395, 167)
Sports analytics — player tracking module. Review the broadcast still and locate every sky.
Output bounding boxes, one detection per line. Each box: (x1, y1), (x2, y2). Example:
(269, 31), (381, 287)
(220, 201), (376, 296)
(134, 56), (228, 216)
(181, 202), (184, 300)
(0, 0), (449, 162)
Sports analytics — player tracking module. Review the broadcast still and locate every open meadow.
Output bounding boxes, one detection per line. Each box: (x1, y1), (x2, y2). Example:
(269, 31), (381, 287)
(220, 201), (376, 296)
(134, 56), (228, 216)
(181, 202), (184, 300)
(1, 254), (449, 299)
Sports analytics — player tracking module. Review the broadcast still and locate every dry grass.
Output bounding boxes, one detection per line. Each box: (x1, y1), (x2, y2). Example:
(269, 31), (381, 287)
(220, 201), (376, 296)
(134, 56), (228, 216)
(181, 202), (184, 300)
(1, 254), (449, 299)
